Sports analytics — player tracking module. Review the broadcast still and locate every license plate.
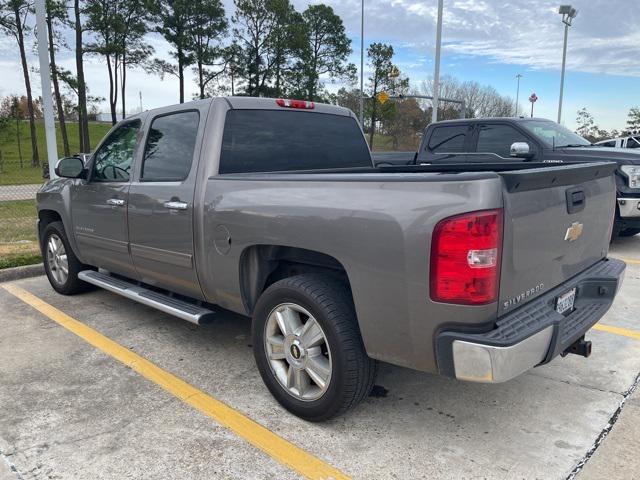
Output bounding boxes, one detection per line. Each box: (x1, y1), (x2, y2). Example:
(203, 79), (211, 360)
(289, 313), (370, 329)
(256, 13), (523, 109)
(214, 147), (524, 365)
(555, 288), (576, 315)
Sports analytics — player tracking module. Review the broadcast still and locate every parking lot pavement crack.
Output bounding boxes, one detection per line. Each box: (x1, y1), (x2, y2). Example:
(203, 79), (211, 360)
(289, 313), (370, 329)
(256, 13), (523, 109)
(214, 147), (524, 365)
(0, 448), (24, 480)
(565, 370), (640, 480)
(526, 371), (626, 396)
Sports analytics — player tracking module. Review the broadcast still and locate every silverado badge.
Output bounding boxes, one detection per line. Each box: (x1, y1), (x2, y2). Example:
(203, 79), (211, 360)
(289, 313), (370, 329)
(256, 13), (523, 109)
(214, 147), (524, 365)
(564, 222), (584, 242)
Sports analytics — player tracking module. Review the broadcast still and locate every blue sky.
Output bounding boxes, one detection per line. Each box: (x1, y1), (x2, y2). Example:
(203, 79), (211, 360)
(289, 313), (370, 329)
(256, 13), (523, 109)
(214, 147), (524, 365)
(1, 0), (638, 132)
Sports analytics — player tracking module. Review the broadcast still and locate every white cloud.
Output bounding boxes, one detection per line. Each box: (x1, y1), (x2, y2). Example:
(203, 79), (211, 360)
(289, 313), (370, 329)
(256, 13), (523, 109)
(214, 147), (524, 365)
(307, 0), (640, 77)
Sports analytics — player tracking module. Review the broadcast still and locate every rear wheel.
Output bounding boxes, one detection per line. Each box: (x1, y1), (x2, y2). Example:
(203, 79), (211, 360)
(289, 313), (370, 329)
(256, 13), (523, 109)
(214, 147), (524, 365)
(619, 228), (640, 237)
(252, 274), (376, 421)
(42, 221), (93, 295)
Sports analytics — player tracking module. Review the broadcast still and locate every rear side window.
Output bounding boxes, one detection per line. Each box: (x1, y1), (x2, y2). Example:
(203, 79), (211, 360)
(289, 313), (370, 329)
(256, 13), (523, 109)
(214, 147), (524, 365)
(428, 125), (468, 153)
(141, 111), (200, 181)
(476, 124), (530, 158)
(626, 137), (640, 149)
(219, 110), (371, 174)
(599, 140), (616, 147)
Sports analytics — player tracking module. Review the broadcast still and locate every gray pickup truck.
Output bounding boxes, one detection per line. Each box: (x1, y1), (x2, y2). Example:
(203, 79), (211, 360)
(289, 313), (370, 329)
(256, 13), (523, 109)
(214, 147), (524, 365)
(38, 97), (625, 421)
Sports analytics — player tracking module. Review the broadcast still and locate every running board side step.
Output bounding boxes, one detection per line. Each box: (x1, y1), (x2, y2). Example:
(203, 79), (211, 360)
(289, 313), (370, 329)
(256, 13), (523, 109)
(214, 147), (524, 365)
(78, 270), (215, 325)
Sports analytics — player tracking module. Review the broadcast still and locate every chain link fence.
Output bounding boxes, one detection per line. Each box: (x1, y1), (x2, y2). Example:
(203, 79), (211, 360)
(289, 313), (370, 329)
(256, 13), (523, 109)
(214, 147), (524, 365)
(0, 161), (44, 269)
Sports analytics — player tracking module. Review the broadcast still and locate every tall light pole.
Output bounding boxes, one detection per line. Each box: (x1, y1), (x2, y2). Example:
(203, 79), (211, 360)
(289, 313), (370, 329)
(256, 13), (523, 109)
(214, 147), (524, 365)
(35, 0), (58, 178)
(431, 0), (444, 124)
(557, 5), (578, 124)
(515, 74), (522, 116)
(359, 0), (364, 128)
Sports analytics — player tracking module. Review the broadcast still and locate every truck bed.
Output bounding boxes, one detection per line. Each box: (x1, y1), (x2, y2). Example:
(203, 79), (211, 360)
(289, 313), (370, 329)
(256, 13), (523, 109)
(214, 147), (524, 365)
(201, 161), (617, 372)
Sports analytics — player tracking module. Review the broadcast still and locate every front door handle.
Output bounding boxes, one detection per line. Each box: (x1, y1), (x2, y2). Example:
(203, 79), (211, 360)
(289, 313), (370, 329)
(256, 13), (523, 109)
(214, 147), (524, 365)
(163, 201), (188, 211)
(107, 198), (125, 207)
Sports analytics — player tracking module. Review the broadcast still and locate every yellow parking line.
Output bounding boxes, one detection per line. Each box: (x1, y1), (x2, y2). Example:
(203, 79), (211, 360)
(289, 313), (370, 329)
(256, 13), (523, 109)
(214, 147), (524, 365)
(593, 323), (640, 341)
(620, 258), (640, 265)
(2, 284), (349, 480)
(610, 257), (640, 265)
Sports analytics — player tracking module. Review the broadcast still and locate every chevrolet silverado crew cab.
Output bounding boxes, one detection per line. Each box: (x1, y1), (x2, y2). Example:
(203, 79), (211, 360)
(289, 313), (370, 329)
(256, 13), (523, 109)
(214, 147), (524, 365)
(38, 98), (625, 421)
(374, 117), (640, 239)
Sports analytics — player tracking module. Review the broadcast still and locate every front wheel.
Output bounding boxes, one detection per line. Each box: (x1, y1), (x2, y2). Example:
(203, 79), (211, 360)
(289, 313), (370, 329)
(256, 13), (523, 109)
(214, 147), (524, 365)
(252, 274), (376, 422)
(42, 221), (93, 295)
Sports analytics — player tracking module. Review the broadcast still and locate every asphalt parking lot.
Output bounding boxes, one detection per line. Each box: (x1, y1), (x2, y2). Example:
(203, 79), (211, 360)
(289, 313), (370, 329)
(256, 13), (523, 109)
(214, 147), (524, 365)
(1, 237), (639, 480)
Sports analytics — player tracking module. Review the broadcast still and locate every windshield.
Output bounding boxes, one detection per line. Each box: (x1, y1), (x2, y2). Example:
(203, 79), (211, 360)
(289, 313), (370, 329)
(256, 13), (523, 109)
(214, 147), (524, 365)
(520, 120), (591, 148)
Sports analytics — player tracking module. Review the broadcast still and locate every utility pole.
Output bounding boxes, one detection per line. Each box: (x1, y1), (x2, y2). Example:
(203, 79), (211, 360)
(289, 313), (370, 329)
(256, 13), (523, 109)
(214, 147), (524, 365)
(359, 0), (365, 128)
(34, 0), (58, 178)
(557, 5), (578, 124)
(139, 91), (143, 113)
(558, 22), (569, 123)
(431, 0), (444, 124)
(515, 74), (522, 116)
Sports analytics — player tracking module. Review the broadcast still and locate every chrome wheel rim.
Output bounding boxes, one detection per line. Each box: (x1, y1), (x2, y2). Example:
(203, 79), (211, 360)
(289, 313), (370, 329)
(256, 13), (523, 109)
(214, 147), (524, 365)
(46, 234), (68, 285)
(264, 303), (332, 402)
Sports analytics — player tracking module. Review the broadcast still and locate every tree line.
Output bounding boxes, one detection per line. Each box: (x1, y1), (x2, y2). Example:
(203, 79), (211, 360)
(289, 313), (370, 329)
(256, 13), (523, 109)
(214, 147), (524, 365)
(0, 0), (355, 165)
(575, 107), (640, 142)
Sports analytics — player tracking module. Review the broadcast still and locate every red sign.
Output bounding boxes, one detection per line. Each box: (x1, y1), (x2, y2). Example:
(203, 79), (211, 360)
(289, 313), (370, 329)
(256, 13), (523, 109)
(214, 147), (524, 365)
(529, 93), (538, 103)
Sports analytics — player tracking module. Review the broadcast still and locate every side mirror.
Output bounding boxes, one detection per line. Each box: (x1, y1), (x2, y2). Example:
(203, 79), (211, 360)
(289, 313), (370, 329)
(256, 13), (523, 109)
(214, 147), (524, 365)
(510, 142), (533, 158)
(54, 157), (85, 178)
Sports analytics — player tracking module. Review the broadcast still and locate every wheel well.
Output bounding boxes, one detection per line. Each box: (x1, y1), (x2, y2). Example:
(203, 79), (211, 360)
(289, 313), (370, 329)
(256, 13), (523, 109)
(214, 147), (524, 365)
(38, 210), (62, 238)
(239, 245), (351, 314)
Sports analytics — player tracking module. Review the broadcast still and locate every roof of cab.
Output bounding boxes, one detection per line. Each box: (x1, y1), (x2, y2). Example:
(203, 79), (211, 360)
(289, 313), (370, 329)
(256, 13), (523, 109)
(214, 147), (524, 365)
(129, 96), (354, 120)
(224, 96), (353, 117)
(432, 117), (556, 126)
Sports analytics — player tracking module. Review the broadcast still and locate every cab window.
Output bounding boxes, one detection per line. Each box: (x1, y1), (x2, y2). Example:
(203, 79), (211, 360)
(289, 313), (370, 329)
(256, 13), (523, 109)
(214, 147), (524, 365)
(141, 111), (200, 181)
(626, 137), (640, 149)
(92, 120), (141, 182)
(427, 125), (468, 153)
(475, 124), (530, 158)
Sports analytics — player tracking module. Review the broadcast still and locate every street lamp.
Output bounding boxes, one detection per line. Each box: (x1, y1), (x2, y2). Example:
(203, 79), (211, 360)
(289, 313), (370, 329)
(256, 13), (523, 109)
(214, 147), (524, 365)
(34, 0), (58, 178)
(557, 5), (578, 124)
(515, 74), (522, 116)
(359, 0), (364, 128)
(431, 0), (444, 124)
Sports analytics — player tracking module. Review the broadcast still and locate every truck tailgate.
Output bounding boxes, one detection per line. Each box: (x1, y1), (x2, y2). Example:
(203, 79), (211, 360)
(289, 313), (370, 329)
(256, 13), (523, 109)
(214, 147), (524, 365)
(498, 162), (618, 315)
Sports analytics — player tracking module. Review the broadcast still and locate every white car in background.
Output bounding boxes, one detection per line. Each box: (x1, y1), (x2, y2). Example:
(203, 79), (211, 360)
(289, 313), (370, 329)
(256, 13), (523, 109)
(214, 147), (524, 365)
(595, 135), (640, 149)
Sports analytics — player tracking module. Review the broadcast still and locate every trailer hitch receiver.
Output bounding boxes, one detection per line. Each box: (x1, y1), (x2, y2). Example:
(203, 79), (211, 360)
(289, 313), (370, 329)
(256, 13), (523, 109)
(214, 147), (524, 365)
(562, 335), (592, 358)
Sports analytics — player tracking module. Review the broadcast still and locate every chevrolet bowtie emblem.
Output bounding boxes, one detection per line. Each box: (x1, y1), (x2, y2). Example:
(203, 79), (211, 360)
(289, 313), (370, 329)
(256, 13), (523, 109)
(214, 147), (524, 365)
(564, 222), (584, 242)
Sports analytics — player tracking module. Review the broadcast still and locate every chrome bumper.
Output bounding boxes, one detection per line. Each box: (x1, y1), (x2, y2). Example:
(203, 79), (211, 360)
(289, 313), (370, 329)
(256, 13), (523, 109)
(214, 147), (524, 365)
(618, 197), (640, 218)
(452, 326), (553, 383)
(436, 258), (626, 383)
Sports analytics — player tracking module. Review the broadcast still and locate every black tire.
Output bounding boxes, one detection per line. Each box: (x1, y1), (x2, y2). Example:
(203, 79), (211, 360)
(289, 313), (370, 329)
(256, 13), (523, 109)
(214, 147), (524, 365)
(619, 228), (640, 237)
(252, 274), (376, 422)
(41, 221), (94, 295)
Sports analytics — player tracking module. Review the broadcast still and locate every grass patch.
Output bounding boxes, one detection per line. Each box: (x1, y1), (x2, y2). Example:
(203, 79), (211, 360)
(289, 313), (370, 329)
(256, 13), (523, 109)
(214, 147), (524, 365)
(0, 243), (41, 269)
(369, 133), (421, 152)
(0, 199), (37, 242)
(0, 120), (112, 185)
(0, 199), (41, 269)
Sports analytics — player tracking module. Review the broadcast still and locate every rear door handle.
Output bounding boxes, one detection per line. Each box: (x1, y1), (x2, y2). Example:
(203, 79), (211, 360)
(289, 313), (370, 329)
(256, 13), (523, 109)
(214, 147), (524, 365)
(163, 201), (188, 211)
(107, 198), (125, 207)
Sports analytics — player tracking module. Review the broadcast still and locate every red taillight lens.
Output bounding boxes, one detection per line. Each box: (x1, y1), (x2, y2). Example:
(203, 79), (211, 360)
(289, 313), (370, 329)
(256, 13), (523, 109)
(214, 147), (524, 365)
(430, 209), (503, 305)
(276, 98), (315, 109)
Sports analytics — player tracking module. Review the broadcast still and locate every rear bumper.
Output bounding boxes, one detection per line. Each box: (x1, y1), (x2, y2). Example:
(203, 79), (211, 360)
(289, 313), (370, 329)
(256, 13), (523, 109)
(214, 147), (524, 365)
(436, 258), (626, 383)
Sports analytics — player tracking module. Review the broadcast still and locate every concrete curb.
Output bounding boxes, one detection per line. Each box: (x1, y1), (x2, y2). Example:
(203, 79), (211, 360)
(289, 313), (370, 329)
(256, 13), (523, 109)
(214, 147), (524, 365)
(0, 263), (44, 283)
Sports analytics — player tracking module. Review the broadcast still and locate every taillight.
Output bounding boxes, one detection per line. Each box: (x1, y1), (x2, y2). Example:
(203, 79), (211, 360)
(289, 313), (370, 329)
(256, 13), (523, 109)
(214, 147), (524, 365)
(430, 209), (503, 305)
(276, 98), (315, 109)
